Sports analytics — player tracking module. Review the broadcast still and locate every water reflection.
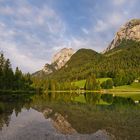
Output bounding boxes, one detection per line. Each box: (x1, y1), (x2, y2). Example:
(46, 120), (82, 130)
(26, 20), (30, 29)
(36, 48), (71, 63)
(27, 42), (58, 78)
(33, 92), (137, 106)
(0, 91), (139, 139)
(84, 92), (101, 104)
(101, 94), (113, 104)
(0, 109), (56, 140)
(0, 93), (33, 129)
(85, 92), (137, 105)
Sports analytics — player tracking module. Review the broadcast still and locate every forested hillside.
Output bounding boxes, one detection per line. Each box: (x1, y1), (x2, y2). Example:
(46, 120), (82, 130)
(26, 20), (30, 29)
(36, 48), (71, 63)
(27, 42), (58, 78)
(49, 49), (103, 81)
(48, 40), (140, 86)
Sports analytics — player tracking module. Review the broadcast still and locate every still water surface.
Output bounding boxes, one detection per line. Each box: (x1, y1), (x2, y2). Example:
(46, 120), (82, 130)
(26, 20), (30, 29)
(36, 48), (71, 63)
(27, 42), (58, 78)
(0, 92), (140, 140)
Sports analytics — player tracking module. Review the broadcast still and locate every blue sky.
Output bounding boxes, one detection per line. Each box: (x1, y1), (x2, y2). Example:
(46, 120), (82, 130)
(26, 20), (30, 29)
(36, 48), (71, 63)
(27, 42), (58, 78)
(0, 0), (139, 73)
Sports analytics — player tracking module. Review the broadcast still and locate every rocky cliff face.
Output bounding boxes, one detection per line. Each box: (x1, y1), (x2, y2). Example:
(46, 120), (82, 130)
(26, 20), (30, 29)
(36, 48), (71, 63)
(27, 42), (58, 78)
(51, 48), (75, 70)
(42, 64), (54, 74)
(34, 48), (75, 76)
(104, 19), (140, 52)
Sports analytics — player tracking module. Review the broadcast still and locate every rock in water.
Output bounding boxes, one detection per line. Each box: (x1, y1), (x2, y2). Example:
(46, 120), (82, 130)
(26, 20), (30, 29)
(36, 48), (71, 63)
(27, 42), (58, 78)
(104, 19), (140, 53)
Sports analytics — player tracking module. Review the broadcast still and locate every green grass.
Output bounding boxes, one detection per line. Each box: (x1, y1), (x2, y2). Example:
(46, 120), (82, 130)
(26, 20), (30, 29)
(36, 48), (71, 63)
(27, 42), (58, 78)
(110, 82), (140, 92)
(74, 78), (111, 88)
(73, 79), (140, 94)
(97, 78), (112, 83)
(74, 80), (86, 88)
(116, 82), (140, 89)
(106, 83), (140, 100)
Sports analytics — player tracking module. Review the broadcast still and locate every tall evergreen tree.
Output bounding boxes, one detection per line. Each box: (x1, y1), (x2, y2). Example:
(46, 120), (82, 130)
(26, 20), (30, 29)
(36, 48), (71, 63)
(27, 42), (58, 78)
(3, 59), (14, 89)
(0, 53), (34, 91)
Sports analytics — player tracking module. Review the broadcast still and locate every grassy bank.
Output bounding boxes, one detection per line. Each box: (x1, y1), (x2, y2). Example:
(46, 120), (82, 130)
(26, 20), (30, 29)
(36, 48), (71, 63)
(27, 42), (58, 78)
(73, 78), (140, 91)
(73, 78), (111, 88)
(109, 83), (140, 92)
(115, 82), (140, 90)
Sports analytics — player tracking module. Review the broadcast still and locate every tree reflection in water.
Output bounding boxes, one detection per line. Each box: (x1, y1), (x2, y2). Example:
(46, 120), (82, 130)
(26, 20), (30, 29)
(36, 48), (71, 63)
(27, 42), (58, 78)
(0, 91), (137, 130)
(0, 93), (33, 129)
(84, 92), (101, 104)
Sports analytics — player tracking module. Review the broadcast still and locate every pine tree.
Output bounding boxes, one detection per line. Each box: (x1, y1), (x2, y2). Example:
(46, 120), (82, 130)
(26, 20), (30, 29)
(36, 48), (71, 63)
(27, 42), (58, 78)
(0, 53), (5, 89)
(3, 59), (14, 89)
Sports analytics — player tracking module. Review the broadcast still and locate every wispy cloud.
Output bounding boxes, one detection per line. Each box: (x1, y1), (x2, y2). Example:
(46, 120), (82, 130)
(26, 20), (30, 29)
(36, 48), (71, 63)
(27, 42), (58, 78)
(112, 0), (127, 6)
(0, 0), (66, 72)
(0, 0), (139, 72)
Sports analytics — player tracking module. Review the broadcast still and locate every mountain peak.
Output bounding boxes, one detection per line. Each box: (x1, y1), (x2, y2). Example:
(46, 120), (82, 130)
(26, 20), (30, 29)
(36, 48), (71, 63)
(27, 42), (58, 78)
(104, 18), (140, 53)
(33, 48), (75, 77)
(125, 19), (140, 27)
(52, 48), (75, 69)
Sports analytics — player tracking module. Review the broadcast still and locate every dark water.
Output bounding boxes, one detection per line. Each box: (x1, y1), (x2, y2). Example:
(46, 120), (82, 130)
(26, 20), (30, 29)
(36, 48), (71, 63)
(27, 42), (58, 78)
(0, 92), (140, 140)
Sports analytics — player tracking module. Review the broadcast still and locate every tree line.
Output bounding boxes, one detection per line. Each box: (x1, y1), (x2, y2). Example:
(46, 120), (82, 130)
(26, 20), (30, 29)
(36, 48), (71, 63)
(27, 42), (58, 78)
(84, 75), (114, 90)
(32, 74), (114, 91)
(32, 77), (79, 91)
(0, 53), (33, 90)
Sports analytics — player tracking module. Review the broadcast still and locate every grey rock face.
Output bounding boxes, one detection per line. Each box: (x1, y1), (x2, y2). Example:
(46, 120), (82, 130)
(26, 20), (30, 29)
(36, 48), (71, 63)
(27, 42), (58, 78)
(52, 48), (74, 70)
(42, 64), (54, 74)
(34, 48), (74, 76)
(104, 19), (140, 53)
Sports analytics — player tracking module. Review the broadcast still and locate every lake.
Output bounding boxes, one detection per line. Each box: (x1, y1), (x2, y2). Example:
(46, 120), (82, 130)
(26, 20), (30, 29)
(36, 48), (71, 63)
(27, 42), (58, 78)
(0, 92), (140, 140)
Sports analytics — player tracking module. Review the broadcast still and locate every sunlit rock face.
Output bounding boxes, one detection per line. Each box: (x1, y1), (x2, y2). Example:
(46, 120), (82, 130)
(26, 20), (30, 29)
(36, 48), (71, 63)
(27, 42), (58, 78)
(43, 48), (74, 73)
(52, 48), (75, 70)
(104, 19), (140, 53)
(42, 64), (54, 74)
(34, 48), (75, 76)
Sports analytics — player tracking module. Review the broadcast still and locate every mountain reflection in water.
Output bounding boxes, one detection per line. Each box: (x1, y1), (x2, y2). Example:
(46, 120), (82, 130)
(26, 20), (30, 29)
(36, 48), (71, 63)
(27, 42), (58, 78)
(0, 92), (139, 140)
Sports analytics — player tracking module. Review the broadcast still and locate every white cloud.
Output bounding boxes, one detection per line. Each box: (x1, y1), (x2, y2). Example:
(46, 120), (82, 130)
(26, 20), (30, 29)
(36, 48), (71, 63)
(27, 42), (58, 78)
(94, 20), (109, 32)
(0, 41), (47, 73)
(108, 13), (123, 26)
(0, 0), (139, 73)
(94, 11), (127, 33)
(0, 0), (67, 72)
(82, 28), (89, 34)
(0, 6), (14, 15)
(112, 0), (127, 6)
